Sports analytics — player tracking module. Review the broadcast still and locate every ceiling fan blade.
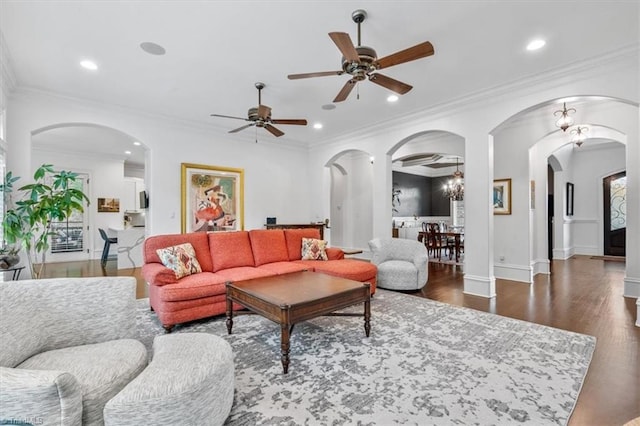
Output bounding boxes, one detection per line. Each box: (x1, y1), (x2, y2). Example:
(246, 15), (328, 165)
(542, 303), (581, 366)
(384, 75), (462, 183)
(229, 123), (255, 134)
(258, 105), (271, 119)
(211, 113), (249, 121)
(333, 79), (358, 103)
(376, 41), (435, 70)
(328, 32), (360, 63)
(271, 119), (308, 126)
(288, 71), (344, 80)
(368, 73), (413, 95)
(264, 124), (284, 137)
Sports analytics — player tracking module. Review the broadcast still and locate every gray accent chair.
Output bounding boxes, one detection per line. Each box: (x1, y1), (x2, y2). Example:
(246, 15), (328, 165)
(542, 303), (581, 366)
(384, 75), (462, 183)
(0, 277), (235, 426)
(368, 238), (428, 290)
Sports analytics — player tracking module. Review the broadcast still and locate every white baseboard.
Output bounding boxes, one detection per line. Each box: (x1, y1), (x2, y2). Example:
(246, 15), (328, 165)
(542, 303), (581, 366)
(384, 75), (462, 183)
(532, 258), (550, 275)
(553, 247), (573, 260)
(463, 274), (496, 298)
(624, 276), (640, 298)
(494, 263), (533, 283)
(636, 298), (640, 328)
(573, 245), (599, 256)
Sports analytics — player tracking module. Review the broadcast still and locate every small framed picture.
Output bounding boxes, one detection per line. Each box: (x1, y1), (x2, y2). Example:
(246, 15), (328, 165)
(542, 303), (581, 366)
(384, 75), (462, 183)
(493, 179), (512, 215)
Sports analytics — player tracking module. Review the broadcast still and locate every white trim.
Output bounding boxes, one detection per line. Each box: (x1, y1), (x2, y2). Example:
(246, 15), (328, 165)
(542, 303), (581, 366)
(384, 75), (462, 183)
(623, 276), (640, 298)
(494, 263), (533, 283)
(463, 274), (496, 298)
(635, 298), (639, 328)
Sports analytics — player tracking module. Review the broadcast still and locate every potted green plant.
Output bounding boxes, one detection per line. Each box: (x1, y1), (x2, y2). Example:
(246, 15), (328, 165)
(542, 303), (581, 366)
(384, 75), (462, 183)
(1, 164), (90, 278)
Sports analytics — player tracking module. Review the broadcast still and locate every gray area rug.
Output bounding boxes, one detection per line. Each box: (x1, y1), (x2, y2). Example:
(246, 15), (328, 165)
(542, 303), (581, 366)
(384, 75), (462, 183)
(135, 290), (595, 425)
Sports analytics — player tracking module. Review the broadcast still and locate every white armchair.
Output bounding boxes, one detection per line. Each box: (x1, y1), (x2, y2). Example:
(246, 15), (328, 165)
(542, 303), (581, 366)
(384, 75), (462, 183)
(368, 238), (428, 291)
(0, 277), (147, 426)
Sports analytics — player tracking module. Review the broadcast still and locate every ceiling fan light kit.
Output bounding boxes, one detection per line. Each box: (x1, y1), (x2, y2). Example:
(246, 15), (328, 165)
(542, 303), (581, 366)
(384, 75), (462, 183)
(287, 9), (435, 103)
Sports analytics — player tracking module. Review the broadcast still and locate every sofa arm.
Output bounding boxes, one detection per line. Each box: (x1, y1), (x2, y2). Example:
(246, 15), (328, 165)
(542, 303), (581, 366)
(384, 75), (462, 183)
(142, 263), (179, 286)
(0, 367), (83, 426)
(1, 277), (138, 367)
(326, 247), (345, 260)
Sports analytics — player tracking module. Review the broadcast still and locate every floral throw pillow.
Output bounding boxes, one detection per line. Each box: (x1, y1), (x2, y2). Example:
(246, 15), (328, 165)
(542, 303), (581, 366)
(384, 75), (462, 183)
(156, 243), (202, 279)
(301, 238), (328, 261)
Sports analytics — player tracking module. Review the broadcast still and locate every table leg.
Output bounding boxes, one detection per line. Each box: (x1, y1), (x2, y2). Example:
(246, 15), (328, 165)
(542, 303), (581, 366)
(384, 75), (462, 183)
(280, 323), (291, 374)
(364, 299), (371, 337)
(455, 235), (461, 263)
(225, 295), (233, 335)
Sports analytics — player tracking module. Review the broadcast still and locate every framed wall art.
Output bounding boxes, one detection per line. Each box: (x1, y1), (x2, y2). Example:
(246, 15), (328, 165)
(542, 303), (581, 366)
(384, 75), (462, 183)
(97, 198), (120, 213)
(181, 163), (244, 233)
(493, 178), (512, 215)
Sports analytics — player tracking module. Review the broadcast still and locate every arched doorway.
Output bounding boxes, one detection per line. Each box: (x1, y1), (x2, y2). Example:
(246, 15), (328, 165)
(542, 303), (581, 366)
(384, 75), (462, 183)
(30, 123), (148, 264)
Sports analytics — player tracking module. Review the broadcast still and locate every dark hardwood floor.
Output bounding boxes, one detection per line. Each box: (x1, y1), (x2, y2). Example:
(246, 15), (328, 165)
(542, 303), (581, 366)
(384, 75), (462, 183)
(39, 256), (639, 425)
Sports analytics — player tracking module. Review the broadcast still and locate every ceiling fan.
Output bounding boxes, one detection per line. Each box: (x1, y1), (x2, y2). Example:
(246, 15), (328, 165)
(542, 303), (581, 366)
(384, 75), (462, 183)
(287, 9), (435, 103)
(210, 82), (307, 137)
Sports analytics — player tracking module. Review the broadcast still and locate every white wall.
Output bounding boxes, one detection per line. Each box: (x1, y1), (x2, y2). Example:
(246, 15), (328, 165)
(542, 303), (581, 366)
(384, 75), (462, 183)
(6, 90), (312, 238)
(572, 143), (626, 256)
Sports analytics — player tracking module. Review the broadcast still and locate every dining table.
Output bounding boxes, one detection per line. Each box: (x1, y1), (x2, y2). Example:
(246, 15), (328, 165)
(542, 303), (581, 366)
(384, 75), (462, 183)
(418, 231), (464, 263)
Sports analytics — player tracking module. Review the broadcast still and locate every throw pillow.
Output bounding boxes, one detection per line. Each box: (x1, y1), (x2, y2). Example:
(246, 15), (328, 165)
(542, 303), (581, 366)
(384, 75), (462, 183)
(301, 238), (328, 261)
(156, 243), (202, 279)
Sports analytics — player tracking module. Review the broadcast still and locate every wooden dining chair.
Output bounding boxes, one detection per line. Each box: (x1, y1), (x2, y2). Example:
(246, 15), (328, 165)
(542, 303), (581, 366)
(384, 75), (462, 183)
(426, 222), (446, 260)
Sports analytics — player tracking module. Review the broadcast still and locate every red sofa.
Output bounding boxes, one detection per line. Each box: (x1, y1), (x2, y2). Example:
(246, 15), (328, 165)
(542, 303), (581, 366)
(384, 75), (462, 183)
(142, 228), (377, 331)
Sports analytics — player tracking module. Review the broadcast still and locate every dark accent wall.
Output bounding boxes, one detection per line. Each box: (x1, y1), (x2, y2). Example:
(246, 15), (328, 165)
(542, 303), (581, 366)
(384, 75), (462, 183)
(392, 171), (450, 216)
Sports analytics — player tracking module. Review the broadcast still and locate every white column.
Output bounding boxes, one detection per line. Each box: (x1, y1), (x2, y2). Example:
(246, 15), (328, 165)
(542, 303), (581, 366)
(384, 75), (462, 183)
(463, 129), (496, 298)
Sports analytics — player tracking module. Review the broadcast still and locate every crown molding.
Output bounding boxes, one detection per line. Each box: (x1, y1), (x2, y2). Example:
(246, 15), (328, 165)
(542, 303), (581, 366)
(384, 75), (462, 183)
(11, 87), (308, 153)
(310, 43), (640, 150)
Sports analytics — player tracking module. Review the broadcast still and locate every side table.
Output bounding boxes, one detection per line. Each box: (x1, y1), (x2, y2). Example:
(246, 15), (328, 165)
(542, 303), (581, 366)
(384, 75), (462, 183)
(1, 266), (25, 281)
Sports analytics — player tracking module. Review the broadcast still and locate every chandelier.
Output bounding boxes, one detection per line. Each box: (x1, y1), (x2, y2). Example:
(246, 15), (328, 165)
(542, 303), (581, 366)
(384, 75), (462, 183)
(443, 158), (464, 201)
(570, 126), (589, 147)
(554, 102), (576, 132)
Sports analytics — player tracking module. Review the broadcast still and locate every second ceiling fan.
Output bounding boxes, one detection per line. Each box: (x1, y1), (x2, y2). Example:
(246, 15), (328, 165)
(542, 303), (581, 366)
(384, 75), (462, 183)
(210, 82), (307, 137)
(288, 9), (435, 103)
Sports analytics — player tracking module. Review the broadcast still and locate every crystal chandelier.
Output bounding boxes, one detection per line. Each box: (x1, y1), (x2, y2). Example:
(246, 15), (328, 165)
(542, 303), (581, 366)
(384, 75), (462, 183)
(443, 158), (464, 201)
(554, 102), (576, 132)
(570, 126), (589, 147)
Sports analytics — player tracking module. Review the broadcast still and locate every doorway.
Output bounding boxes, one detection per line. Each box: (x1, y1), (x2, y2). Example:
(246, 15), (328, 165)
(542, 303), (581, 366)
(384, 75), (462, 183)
(603, 171), (626, 256)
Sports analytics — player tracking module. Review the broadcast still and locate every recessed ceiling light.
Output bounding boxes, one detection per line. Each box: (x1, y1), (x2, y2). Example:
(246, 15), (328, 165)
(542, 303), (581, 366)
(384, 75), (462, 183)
(526, 39), (546, 51)
(125, 150), (132, 155)
(140, 42), (166, 56)
(133, 141), (141, 146)
(387, 95), (399, 103)
(80, 60), (98, 71)
(321, 104), (336, 110)
(313, 123), (323, 129)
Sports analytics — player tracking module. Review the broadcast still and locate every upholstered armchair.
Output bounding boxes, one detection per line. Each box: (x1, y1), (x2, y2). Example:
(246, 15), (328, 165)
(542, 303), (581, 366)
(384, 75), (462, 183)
(368, 238), (428, 291)
(0, 277), (148, 426)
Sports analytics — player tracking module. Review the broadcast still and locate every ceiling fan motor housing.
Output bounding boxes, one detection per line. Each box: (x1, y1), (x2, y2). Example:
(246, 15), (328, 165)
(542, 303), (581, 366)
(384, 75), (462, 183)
(342, 46), (378, 80)
(248, 107), (270, 125)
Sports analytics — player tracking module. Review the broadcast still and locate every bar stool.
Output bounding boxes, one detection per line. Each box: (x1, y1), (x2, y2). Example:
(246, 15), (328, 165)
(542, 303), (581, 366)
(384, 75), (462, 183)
(99, 228), (118, 267)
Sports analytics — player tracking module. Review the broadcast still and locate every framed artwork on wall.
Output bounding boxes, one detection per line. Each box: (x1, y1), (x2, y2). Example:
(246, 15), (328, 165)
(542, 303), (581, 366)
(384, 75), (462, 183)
(493, 178), (512, 215)
(181, 163), (244, 233)
(97, 198), (120, 213)
(566, 182), (574, 216)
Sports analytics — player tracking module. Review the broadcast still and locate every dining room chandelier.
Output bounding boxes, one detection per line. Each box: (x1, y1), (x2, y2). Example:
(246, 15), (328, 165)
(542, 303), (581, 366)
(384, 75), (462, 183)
(443, 158), (464, 201)
(554, 102), (576, 132)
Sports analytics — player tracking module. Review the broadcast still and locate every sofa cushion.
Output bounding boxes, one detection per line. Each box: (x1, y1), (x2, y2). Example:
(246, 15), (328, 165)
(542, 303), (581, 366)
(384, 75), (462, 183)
(249, 229), (289, 266)
(301, 238), (328, 260)
(156, 243), (203, 279)
(155, 272), (227, 302)
(295, 259), (377, 294)
(283, 228), (321, 260)
(18, 339), (148, 426)
(208, 231), (255, 272)
(257, 261), (310, 275)
(144, 233), (213, 272)
(213, 266), (275, 282)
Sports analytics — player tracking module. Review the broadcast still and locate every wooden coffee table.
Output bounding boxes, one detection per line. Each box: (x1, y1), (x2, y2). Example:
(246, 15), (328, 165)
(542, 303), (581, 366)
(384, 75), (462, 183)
(225, 271), (371, 374)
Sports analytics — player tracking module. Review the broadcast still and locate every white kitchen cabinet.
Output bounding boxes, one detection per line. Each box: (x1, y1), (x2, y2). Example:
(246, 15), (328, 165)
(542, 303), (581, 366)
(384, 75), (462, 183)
(123, 177), (145, 212)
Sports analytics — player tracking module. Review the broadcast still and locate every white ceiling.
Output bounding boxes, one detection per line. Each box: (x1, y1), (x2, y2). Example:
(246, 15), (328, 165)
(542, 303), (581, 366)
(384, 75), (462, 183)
(1, 1), (638, 160)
